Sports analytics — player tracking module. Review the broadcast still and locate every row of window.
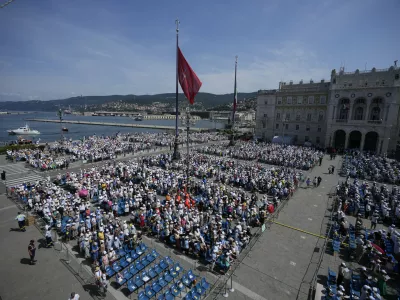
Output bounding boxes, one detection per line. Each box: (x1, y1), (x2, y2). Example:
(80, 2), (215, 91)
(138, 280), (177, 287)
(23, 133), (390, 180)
(338, 106), (381, 120)
(275, 123), (322, 132)
(276, 95), (327, 105)
(276, 112), (325, 121)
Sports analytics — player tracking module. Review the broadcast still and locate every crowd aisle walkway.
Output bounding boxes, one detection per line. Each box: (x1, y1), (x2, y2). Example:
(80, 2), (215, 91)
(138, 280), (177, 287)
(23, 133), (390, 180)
(219, 155), (343, 300)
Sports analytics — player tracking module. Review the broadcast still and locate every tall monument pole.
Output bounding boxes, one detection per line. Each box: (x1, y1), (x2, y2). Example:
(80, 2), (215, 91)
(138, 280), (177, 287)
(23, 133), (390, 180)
(173, 19), (181, 160)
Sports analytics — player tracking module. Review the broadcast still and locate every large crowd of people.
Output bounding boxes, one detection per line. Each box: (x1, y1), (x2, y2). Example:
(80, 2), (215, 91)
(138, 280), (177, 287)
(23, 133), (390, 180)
(197, 142), (324, 170)
(9, 137), (317, 277)
(325, 178), (400, 299)
(6, 132), (227, 171)
(340, 151), (400, 184)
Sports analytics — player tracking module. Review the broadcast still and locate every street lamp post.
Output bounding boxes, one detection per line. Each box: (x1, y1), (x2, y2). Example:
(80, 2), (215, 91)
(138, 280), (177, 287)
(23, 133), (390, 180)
(181, 107), (196, 187)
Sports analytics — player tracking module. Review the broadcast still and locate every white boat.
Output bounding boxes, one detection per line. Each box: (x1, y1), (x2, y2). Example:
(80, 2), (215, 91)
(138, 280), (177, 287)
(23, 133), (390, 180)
(7, 124), (41, 135)
(131, 113), (143, 121)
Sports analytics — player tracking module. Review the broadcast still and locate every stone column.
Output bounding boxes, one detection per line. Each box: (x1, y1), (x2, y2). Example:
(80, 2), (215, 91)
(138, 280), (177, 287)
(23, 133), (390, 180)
(360, 133), (366, 151)
(344, 132), (349, 149)
(378, 137), (384, 155)
(381, 137), (390, 155)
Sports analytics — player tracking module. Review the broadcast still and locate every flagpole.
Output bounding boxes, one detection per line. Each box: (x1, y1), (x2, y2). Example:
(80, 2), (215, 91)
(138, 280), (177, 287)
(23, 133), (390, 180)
(173, 18), (181, 160)
(229, 56), (238, 146)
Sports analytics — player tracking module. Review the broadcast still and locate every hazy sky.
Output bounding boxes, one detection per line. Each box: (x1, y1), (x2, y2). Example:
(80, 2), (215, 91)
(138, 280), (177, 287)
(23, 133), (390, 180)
(0, 0), (399, 101)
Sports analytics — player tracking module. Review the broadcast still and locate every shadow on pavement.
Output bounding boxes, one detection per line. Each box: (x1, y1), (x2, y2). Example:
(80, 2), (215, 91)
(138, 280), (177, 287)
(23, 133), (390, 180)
(20, 258), (32, 265)
(9, 228), (23, 232)
(83, 283), (104, 298)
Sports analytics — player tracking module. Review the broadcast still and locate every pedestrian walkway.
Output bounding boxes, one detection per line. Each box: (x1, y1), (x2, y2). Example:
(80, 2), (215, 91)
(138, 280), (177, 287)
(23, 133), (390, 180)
(0, 162), (29, 177)
(3, 173), (46, 188)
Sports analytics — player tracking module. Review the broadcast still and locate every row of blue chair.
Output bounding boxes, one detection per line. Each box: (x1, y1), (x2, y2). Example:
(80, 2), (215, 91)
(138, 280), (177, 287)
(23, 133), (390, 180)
(137, 270), (210, 300)
(105, 243), (152, 278)
(126, 260), (185, 294)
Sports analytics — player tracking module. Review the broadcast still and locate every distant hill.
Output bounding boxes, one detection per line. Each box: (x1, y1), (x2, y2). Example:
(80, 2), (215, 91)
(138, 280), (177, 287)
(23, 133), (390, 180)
(0, 92), (257, 111)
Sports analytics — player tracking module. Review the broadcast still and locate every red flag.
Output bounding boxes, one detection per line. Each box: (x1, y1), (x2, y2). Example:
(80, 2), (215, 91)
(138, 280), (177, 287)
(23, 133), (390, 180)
(178, 47), (202, 104)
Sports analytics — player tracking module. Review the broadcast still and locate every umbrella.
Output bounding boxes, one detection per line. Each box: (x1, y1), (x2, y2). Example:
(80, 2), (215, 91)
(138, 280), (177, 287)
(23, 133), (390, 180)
(371, 243), (385, 254)
(79, 189), (88, 198)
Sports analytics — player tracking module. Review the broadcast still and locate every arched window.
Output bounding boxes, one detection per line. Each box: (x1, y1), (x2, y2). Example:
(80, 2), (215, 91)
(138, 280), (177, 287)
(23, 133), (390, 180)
(339, 106), (348, 120)
(356, 98), (365, 105)
(354, 107), (364, 120)
(370, 107), (381, 120)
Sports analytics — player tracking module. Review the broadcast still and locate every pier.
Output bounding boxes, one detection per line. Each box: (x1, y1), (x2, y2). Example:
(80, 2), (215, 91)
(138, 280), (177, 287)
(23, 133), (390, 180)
(25, 119), (208, 132)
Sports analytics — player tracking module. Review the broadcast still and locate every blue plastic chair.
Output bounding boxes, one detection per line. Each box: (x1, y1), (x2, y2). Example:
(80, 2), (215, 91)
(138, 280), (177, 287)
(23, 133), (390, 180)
(157, 294), (165, 300)
(146, 253), (155, 263)
(187, 270), (195, 281)
(135, 260), (145, 271)
(131, 250), (139, 261)
(190, 289), (201, 300)
(148, 267), (157, 279)
(141, 270), (151, 283)
(127, 279), (138, 293)
(129, 265), (138, 276)
(151, 249), (159, 260)
(194, 283), (206, 295)
(145, 285), (156, 299)
(158, 276), (168, 288)
(170, 284), (181, 297)
(164, 290), (175, 300)
(112, 261), (122, 273)
(119, 257), (129, 269)
(116, 274), (127, 287)
(169, 267), (178, 279)
(136, 246), (144, 256)
(165, 256), (174, 266)
(134, 274), (145, 289)
(138, 291), (150, 300)
(105, 266), (115, 278)
(125, 252), (133, 264)
(152, 280), (163, 294)
(173, 263), (183, 273)
(141, 256), (151, 267)
(159, 259), (168, 270)
(118, 248), (126, 257)
(154, 263), (163, 275)
(139, 242), (147, 252)
(182, 293), (193, 300)
(123, 269), (133, 281)
(164, 271), (173, 283)
(182, 274), (190, 287)
(201, 278), (210, 290)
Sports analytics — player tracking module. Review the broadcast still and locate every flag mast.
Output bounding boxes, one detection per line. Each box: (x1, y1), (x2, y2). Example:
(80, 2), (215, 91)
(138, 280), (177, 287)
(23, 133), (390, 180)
(229, 55), (238, 146)
(173, 18), (181, 160)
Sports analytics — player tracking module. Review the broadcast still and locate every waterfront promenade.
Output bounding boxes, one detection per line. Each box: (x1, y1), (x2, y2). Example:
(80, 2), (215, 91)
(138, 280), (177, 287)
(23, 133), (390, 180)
(25, 119), (208, 131)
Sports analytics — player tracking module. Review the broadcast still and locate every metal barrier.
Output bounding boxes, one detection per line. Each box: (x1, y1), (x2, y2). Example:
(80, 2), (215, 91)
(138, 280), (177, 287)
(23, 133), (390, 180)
(307, 184), (339, 300)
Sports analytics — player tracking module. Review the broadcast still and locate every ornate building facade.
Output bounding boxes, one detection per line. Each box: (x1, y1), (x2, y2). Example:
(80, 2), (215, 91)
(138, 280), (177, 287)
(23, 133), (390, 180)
(255, 63), (400, 155)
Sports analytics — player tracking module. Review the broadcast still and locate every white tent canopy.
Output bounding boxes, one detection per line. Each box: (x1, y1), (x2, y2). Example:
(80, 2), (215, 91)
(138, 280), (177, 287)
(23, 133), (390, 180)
(271, 135), (295, 145)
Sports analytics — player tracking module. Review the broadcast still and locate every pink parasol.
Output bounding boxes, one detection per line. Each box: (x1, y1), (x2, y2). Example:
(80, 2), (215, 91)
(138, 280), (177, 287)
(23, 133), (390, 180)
(371, 243), (385, 254)
(78, 189), (88, 198)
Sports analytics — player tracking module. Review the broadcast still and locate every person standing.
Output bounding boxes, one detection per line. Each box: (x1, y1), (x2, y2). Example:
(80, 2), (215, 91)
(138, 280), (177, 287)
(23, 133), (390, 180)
(100, 274), (109, 296)
(371, 213), (378, 230)
(15, 212), (26, 232)
(28, 240), (36, 265)
(317, 176), (322, 186)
